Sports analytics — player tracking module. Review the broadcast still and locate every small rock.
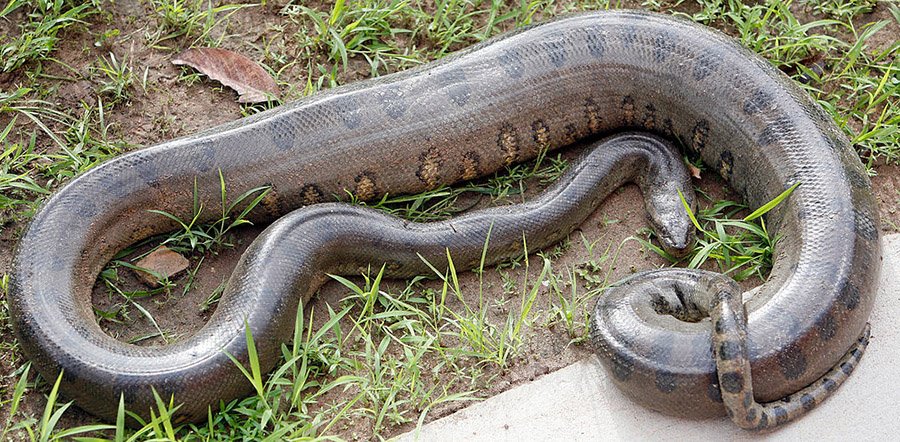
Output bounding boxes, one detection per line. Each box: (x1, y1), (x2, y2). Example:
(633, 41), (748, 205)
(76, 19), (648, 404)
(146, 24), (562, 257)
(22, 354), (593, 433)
(133, 246), (190, 287)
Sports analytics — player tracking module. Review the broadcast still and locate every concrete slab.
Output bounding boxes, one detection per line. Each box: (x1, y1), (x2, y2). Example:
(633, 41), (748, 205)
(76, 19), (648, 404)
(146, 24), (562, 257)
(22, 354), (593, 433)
(398, 235), (900, 441)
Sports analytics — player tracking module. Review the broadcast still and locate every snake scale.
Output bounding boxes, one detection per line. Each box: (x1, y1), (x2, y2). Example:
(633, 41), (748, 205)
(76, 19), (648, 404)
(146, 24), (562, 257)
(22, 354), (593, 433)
(8, 11), (879, 430)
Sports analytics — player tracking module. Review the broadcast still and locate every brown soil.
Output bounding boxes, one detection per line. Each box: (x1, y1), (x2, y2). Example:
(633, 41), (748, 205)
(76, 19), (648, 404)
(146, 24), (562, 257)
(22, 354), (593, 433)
(0, 0), (897, 439)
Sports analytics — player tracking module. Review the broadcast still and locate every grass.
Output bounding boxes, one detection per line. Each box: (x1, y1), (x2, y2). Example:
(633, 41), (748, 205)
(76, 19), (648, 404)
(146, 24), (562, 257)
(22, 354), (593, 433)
(804, 0), (877, 20)
(680, 183), (799, 282)
(683, 0), (900, 163)
(146, 171), (272, 255)
(289, 0), (419, 74)
(0, 88), (125, 226)
(808, 19), (899, 164)
(92, 52), (135, 105)
(145, 0), (254, 50)
(0, 0), (98, 73)
(0, 0), (897, 440)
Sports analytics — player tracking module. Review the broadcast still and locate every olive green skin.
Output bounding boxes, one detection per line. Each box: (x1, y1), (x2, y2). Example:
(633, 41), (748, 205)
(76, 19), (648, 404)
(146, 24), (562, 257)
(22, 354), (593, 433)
(8, 11), (879, 424)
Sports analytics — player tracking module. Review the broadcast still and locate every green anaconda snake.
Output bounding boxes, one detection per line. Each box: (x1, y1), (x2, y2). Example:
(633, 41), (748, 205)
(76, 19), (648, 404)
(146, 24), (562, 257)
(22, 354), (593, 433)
(8, 11), (879, 430)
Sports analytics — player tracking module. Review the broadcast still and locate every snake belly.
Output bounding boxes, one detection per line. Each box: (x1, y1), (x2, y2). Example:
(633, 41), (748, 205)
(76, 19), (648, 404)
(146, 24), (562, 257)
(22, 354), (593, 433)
(8, 11), (879, 424)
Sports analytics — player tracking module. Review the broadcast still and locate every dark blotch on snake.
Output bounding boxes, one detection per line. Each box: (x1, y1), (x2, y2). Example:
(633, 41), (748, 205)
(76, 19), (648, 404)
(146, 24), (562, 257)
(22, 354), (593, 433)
(73, 198), (98, 218)
(757, 116), (795, 146)
(777, 343), (808, 380)
(817, 313), (837, 341)
(621, 96), (635, 125)
(655, 371), (677, 393)
(133, 156), (160, 186)
(195, 141), (216, 172)
(819, 132), (841, 152)
(840, 362), (853, 375)
(854, 209), (878, 241)
(641, 104), (657, 130)
(714, 288), (733, 304)
(498, 49), (525, 79)
(839, 280), (861, 310)
(272, 132), (294, 152)
(690, 119), (710, 151)
(612, 355), (635, 381)
(564, 123), (579, 142)
(379, 85), (409, 119)
(823, 378), (838, 392)
(800, 394), (816, 412)
(714, 318), (726, 335)
(542, 40), (568, 67)
(622, 25), (638, 46)
(773, 406), (788, 424)
(531, 119), (550, 146)
(660, 117), (674, 137)
(331, 95), (363, 129)
(720, 371), (744, 394)
(844, 160), (871, 190)
(438, 69), (470, 107)
(416, 147), (444, 188)
(585, 30), (605, 58)
(692, 51), (721, 80)
(299, 184), (325, 206)
(461, 151), (482, 181)
(584, 97), (602, 133)
(48, 256), (64, 271)
(756, 413), (769, 430)
(743, 89), (774, 115)
(719, 150), (734, 179)
(746, 407), (757, 422)
(498, 123), (521, 165)
(652, 31), (675, 62)
(718, 340), (742, 361)
(354, 172), (377, 201)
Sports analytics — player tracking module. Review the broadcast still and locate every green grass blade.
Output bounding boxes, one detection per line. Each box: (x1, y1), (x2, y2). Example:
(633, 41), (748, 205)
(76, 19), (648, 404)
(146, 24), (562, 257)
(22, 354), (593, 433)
(115, 393), (125, 442)
(744, 182), (800, 221)
(678, 190), (704, 233)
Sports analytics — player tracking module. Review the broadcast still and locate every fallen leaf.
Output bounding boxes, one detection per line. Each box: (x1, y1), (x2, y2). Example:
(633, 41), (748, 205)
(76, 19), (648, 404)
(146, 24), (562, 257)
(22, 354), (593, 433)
(687, 162), (702, 179)
(172, 47), (279, 103)
(133, 246), (190, 287)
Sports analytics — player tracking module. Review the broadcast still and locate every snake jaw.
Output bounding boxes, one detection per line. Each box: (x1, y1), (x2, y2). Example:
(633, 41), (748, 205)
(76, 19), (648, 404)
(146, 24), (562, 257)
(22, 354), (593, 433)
(648, 202), (695, 259)
(657, 225), (695, 259)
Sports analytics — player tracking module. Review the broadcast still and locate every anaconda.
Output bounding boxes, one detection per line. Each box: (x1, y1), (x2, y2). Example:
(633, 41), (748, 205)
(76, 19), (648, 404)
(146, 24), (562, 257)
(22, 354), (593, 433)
(8, 10), (879, 430)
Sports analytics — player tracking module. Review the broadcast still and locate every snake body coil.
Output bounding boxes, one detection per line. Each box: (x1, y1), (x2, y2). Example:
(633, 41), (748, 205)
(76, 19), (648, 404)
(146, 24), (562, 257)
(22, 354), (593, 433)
(9, 11), (879, 428)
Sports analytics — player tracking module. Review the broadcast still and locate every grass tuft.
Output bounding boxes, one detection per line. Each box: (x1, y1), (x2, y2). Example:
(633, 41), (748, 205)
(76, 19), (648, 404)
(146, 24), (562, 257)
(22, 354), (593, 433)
(0, 0), (97, 73)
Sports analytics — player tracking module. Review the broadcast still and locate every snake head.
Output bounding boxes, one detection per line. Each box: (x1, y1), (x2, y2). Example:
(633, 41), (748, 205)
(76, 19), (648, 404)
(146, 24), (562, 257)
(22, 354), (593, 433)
(656, 225), (694, 258)
(645, 181), (696, 259)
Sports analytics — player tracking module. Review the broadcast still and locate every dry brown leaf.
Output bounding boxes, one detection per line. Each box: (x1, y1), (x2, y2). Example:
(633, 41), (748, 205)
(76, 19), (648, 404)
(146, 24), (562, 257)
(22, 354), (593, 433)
(172, 47), (279, 103)
(687, 162), (702, 179)
(133, 246), (190, 287)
